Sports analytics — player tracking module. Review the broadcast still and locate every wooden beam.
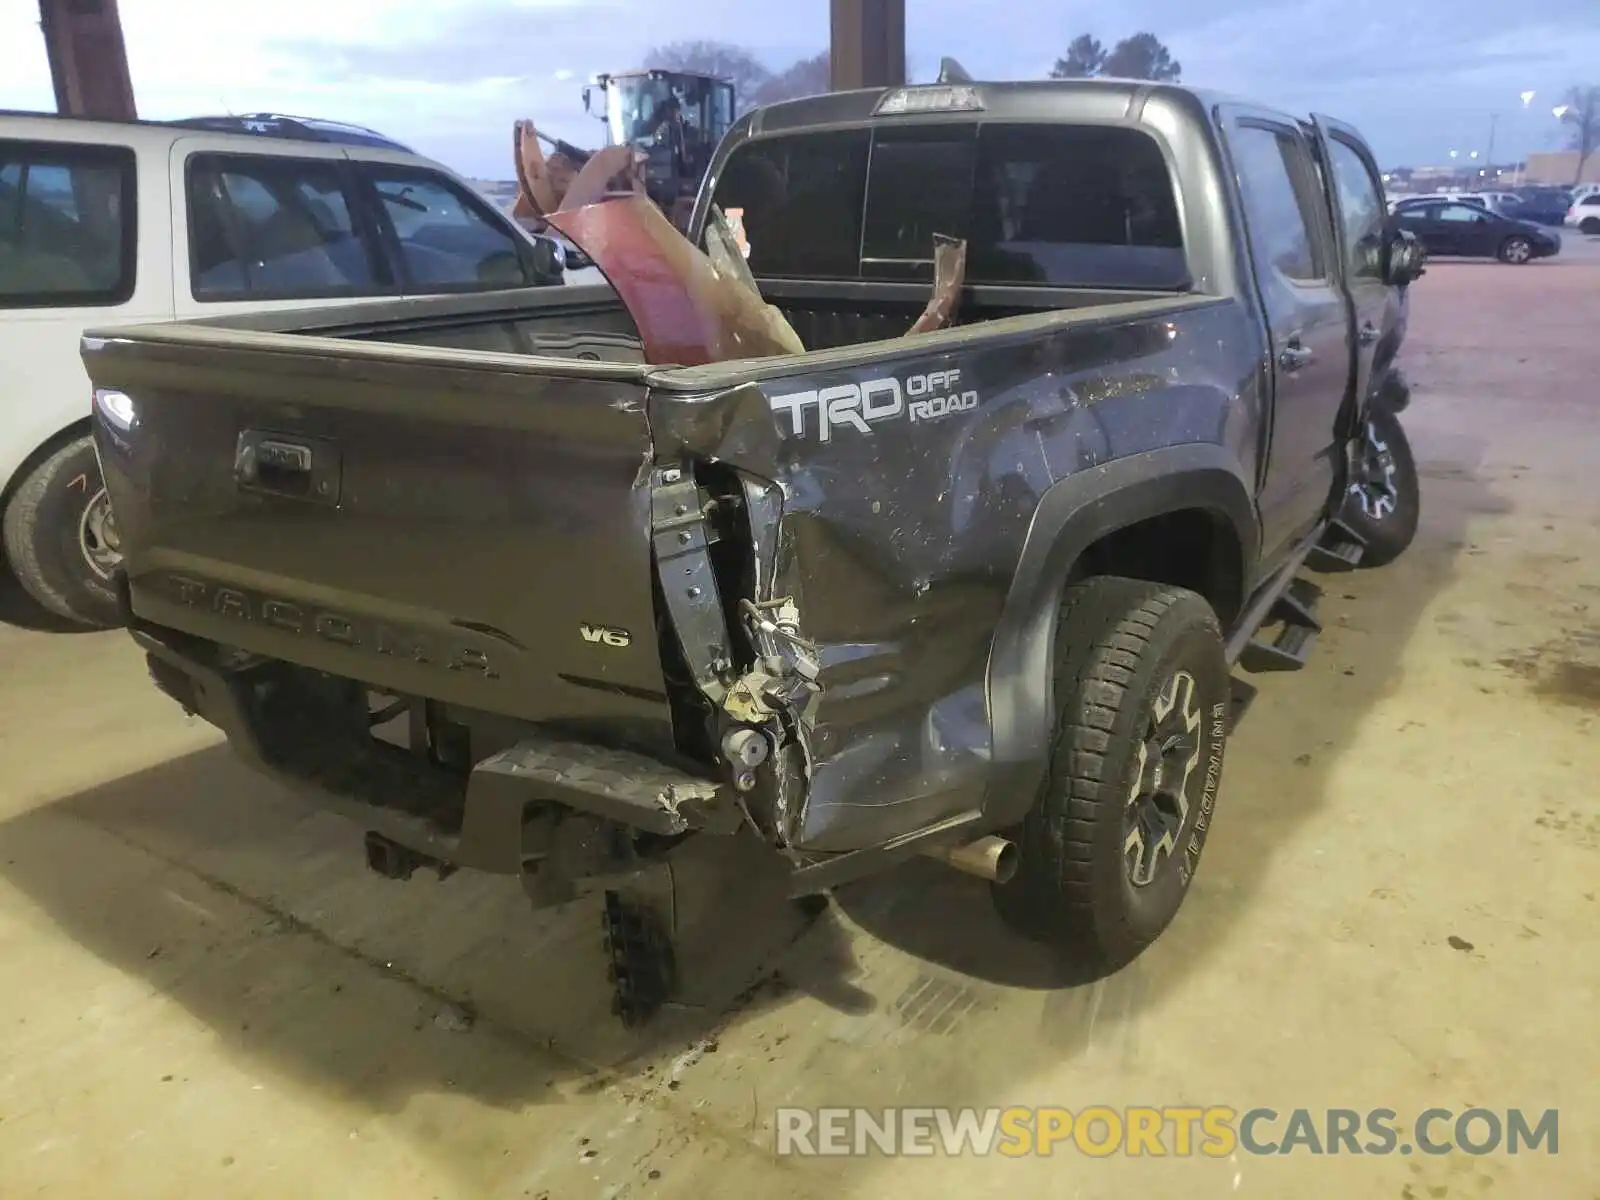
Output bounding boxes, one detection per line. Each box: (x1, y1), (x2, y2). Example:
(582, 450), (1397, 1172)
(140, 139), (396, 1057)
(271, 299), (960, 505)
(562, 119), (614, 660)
(37, 0), (137, 120)
(829, 0), (906, 92)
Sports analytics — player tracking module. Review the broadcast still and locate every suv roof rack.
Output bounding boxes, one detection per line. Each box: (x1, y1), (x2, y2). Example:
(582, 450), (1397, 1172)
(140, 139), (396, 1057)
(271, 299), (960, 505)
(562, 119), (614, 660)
(165, 113), (414, 152)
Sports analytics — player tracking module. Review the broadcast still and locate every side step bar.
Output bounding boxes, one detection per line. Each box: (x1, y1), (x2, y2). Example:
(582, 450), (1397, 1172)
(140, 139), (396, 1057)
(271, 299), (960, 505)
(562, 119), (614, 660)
(1227, 518), (1363, 676)
(1237, 575), (1324, 673)
(1306, 516), (1367, 572)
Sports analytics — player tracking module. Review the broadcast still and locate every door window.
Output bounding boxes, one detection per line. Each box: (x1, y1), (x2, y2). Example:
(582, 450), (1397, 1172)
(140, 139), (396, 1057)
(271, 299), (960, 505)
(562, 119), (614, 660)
(1229, 124), (1328, 283)
(0, 140), (135, 307)
(1435, 205), (1485, 224)
(187, 153), (380, 300)
(1325, 138), (1385, 279)
(365, 168), (533, 290)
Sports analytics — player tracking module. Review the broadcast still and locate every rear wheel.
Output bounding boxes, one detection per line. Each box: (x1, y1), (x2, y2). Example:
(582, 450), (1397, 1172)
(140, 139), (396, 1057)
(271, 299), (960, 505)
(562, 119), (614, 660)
(1498, 236), (1533, 264)
(1339, 408), (1420, 569)
(991, 576), (1230, 975)
(2, 435), (122, 628)
(1581, 217), (1600, 235)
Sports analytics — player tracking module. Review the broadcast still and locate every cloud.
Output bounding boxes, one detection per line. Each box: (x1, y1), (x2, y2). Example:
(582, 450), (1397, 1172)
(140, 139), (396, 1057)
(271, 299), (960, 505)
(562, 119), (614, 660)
(3, 0), (1598, 176)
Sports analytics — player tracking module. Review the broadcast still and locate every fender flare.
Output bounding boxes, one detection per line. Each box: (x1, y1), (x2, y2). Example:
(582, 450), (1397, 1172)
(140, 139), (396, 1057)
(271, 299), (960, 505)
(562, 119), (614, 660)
(979, 443), (1259, 830)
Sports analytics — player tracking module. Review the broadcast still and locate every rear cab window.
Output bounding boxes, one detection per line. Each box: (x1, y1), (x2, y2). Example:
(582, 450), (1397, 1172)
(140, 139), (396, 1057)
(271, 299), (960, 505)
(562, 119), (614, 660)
(709, 121), (1189, 290)
(0, 139), (136, 309)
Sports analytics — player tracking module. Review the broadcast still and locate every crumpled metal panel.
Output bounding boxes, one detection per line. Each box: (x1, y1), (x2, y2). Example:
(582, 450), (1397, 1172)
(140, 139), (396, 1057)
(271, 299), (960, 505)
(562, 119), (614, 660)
(648, 300), (1262, 853)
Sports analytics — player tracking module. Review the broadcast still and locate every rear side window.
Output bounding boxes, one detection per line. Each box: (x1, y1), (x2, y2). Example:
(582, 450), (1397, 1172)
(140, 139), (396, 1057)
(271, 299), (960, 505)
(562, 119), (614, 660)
(0, 140), (135, 308)
(710, 122), (1186, 289)
(968, 125), (1185, 288)
(363, 168), (534, 291)
(1229, 124), (1327, 282)
(187, 153), (381, 300)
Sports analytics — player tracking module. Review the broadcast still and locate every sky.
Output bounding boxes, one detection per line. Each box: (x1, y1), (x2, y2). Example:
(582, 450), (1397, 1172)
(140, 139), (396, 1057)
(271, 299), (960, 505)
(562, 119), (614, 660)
(2, 0), (1597, 179)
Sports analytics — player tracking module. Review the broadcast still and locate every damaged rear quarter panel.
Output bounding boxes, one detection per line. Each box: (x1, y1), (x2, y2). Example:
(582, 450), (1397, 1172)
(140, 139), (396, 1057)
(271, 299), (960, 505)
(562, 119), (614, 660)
(648, 297), (1260, 853)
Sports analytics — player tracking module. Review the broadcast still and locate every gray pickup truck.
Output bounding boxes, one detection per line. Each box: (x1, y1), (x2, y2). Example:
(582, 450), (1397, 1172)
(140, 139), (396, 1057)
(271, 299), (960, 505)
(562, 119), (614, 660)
(85, 79), (1424, 1021)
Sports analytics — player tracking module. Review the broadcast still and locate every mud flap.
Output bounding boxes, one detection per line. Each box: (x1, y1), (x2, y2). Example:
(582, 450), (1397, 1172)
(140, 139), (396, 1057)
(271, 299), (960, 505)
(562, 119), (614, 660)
(599, 835), (809, 1026)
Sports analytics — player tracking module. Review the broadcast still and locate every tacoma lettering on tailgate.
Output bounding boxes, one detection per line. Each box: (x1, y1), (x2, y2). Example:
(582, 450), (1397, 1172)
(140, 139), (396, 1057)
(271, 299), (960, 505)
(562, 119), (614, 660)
(161, 573), (499, 677)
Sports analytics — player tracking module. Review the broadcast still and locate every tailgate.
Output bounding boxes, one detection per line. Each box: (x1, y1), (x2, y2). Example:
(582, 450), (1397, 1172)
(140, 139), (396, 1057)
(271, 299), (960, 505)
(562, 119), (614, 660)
(85, 326), (667, 724)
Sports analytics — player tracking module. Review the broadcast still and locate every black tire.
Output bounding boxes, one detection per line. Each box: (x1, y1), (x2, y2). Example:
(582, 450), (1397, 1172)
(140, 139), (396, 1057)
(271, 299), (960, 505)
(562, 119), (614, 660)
(1497, 236), (1533, 264)
(1580, 217), (1600, 235)
(991, 576), (1230, 975)
(1338, 407), (1420, 569)
(2, 435), (122, 628)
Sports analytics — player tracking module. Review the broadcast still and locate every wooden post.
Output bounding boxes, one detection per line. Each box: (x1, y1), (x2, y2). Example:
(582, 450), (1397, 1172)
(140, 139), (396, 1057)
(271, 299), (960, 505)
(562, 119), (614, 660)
(38, 0), (137, 120)
(829, 0), (906, 92)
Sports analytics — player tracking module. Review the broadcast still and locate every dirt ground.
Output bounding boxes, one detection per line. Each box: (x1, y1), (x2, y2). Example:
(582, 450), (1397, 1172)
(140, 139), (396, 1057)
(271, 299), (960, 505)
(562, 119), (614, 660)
(2, 249), (1597, 1200)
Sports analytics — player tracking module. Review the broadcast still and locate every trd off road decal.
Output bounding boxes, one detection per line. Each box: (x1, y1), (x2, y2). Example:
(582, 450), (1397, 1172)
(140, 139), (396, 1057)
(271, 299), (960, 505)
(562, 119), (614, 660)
(768, 367), (979, 442)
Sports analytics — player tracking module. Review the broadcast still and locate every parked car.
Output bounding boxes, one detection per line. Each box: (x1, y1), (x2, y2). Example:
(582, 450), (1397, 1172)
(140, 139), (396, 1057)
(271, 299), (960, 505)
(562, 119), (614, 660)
(1387, 191), (1517, 216)
(1566, 192), (1600, 234)
(84, 80), (1425, 1016)
(1, 110), (567, 627)
(1391, 198), (1561, 262)
(1512, 186), (1575, 226)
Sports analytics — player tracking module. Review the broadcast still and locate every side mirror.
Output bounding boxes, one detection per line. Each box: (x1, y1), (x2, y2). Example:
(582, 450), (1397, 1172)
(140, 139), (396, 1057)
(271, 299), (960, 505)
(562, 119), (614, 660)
(1382, 228), (1425, 287)
(525, 235), (565, 281)
(582, 84), (598, 118)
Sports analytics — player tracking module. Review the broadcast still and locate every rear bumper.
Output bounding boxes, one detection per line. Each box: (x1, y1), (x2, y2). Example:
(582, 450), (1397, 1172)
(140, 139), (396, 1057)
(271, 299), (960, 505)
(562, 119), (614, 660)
(122, 578), (729, 877)
(124, 599), (985, 895)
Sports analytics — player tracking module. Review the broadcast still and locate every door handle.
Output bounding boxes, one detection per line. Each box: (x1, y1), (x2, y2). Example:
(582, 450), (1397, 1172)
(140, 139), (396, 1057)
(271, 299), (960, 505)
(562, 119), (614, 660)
(1358, 322), (1379, 346)
(235, 430), (341, 503)
(1278, 340), (1314, 372)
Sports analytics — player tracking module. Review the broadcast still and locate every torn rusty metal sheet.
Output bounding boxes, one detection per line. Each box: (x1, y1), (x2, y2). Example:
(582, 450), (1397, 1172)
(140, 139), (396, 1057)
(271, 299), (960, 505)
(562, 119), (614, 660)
(518, 115), (966, 367)
(511, 119), (644, 221)
(544, 195), (804, 367)
(907, 233), (968, 335)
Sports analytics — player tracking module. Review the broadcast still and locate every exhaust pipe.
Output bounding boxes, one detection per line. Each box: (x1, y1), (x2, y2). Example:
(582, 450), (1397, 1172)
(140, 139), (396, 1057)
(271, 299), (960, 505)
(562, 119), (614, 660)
(922, 835), (1018, 883)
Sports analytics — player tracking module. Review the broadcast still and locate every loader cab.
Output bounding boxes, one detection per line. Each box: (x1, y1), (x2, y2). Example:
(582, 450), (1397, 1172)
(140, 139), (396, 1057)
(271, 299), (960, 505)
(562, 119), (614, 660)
(586, 69), (734, 161)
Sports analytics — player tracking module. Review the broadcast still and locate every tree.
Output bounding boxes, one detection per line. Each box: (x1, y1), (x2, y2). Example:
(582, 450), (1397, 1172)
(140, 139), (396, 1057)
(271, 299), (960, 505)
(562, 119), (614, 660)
(1050, 34), (1106, 79)
(1103, 33), (1181, 82)
(755, 51), (831, 105)
(1558, 85), (1600, 184)
(644, 40), (772, 112)
(1048, 32), (1181, 82)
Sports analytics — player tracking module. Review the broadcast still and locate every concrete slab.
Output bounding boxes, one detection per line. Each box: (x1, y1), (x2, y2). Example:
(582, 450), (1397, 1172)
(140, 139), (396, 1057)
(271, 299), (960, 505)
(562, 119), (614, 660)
(1, 258), (1596, 1199)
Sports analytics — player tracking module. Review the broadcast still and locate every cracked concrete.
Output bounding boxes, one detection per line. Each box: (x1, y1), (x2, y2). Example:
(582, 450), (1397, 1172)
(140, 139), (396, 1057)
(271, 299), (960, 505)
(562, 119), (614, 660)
(2, 250), (1597, 1199)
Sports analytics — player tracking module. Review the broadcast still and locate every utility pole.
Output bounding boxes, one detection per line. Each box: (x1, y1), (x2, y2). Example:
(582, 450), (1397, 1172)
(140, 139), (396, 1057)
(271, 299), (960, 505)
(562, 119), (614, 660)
(1485, 113), (1498, 180)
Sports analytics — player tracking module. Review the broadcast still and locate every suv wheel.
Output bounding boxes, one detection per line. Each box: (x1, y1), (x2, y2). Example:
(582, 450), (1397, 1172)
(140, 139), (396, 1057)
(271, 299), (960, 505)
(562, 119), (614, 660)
(1339, 408), (1420, 568)
(1581, 217), (1600, 235)
(2, 435), (122, 628)
(1498, 236), (1533, 264)
(991, 576), (1229, 975)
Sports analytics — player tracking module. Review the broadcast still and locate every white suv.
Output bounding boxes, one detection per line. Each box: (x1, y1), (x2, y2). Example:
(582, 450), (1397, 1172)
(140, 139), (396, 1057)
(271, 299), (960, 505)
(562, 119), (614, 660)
(2, 111), (565, 627)
(1566, 192), (1600, 234)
